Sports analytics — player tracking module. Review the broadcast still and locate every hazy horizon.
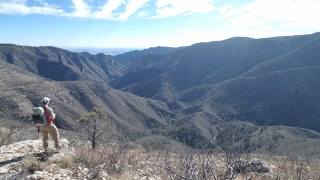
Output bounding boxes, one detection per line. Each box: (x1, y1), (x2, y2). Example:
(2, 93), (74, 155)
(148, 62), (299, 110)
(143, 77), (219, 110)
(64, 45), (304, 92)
(64, 47), (144, 56)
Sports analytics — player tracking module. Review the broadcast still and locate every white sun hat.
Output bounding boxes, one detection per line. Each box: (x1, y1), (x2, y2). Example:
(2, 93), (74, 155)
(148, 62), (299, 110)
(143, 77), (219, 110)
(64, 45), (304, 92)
(42, 97), (50, 103)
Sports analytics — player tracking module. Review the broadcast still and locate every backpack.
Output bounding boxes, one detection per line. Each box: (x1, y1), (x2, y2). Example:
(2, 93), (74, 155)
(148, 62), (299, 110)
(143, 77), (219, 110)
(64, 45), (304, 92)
(31, 106), (48, 125)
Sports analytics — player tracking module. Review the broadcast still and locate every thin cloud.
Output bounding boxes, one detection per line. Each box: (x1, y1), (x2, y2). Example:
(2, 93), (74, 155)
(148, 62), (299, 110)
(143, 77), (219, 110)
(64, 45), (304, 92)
(90, 0), (150, 20)
(0, 0), (148, 20)
(1, 0), (216, 20)
(69, 0), (91, 17)
(188, 20), (197, 24)
(0, 1), (29, 14)
(91, 0), (122, 19)
(136, 10), (149, 18)
(34, 0), (59, 8)
(150, 0), (216, 18)
(218, 4), (233, 15)
(30, 6), (64, 15)
(118, 0), (149, 20)
(218, 0), (320, 30)
(0, 0), (64, 15)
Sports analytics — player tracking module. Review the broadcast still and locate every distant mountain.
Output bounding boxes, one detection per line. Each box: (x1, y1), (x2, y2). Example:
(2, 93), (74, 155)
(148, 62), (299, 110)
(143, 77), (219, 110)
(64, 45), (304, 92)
(0, 44), (126, 83)
(80, 51), (93, 58)
(88, 53), (127, 79)
(110, 32), (320, 132)
(112, 46), (184, 66)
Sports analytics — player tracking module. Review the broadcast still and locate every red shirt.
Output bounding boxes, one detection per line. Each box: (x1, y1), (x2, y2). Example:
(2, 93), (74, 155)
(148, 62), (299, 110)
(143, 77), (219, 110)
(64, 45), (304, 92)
(43, 106), (54, 124)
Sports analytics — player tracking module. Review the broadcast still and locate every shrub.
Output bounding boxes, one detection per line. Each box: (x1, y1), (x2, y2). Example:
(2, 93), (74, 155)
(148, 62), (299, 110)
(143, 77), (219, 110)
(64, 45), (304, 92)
(74, 142), (130, 176)
(0, 125), (16, 146)
(22, 155), (43, 174)
(60, 154), (75, 169)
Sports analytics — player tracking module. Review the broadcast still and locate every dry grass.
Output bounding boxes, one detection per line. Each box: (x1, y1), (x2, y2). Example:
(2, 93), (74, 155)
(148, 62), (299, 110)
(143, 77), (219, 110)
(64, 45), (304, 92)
(51, 141), (320, 179)
(74, 142), (137, 177)
(71, 141), (165, 179)
(22, 155), (44, 174)
(59, 154), (75, 169)
(0, 125), (16, 146)
(159, 148), (320, 180)
(266, 155), (320, 180)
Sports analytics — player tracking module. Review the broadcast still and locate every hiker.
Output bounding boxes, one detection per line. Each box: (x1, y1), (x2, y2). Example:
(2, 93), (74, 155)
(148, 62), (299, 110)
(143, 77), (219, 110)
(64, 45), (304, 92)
(39, 97), (62, 150)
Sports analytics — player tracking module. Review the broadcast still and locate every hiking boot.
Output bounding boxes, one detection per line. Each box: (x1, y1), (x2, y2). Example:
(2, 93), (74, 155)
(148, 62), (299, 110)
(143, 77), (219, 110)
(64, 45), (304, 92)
(56, 145), (62, 150)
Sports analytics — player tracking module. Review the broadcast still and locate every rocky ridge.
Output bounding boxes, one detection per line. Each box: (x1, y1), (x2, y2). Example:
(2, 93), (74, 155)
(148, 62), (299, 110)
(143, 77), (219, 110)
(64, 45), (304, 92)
(1, 137), (319, 179)
(0, 138), (165, 180)
(0, 139), (75, 180)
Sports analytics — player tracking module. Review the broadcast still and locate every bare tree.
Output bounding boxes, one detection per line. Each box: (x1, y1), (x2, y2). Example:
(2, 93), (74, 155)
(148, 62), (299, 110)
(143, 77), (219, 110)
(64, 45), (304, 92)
(77, 107), (115, 149)
(163, 145), (218, 180)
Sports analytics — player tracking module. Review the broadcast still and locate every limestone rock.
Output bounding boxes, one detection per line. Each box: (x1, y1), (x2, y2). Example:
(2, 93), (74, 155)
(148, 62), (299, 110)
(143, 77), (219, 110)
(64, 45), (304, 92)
(0, 138), (74, 179)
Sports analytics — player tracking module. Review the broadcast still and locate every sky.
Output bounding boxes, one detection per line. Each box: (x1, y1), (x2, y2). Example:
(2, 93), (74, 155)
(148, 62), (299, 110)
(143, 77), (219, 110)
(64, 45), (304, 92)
(1, 0), (320, 49)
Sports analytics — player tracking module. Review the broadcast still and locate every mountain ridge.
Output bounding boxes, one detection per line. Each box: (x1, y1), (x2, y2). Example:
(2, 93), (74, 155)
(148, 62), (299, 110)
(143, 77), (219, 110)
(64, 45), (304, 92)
(0, 44), (126, 83)
(110, 32), (320, 132)
(1, 33), (320, 153)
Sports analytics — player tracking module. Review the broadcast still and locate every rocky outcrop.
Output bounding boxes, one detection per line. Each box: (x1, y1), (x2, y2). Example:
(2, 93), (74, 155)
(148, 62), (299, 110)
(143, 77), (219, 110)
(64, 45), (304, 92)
(0, 138), (74, 180)
(0, 138), (164, 180)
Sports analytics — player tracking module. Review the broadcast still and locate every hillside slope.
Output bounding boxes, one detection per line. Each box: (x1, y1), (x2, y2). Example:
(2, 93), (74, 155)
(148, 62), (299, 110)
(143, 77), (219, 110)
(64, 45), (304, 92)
(0, 60), (171, 136)
(0, 44), (126, 83)
(110, 32), (320, 132)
